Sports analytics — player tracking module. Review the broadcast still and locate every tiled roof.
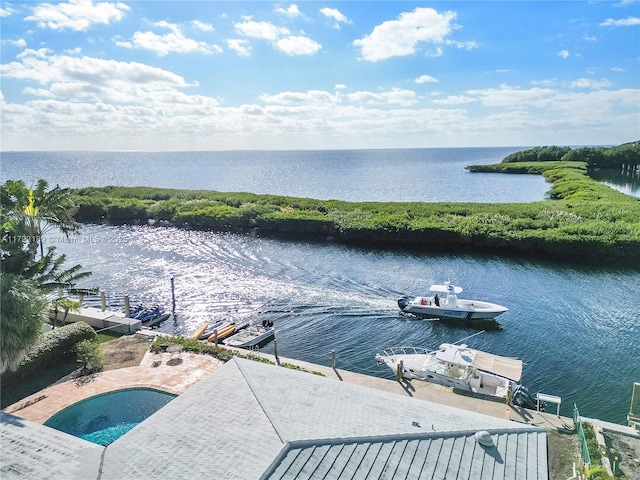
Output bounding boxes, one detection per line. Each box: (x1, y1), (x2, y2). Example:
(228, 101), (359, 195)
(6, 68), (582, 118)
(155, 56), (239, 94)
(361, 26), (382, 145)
(1, 357), (547, 479)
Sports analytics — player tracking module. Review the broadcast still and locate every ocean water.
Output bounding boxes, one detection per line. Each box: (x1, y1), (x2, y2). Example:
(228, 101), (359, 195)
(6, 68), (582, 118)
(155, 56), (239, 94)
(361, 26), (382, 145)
(1, 148), (550, 203)
(2, 148), (638, 424)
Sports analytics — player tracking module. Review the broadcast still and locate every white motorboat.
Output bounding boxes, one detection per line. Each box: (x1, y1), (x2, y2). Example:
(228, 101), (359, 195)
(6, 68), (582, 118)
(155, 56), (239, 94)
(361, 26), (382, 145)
(223, 323), (274, 348)
(375, 338), (535, 407)
(397, 281), (508, 320)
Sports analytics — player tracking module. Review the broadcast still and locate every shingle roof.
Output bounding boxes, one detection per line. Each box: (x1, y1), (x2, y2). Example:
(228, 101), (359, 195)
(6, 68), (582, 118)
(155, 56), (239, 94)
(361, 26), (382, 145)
(1, 357), (547, 480)
(0, 411), (103, 479)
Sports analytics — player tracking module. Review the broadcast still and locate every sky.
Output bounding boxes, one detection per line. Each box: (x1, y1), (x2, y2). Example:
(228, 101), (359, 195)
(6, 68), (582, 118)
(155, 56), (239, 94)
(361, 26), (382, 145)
(1, 0), (639, 151)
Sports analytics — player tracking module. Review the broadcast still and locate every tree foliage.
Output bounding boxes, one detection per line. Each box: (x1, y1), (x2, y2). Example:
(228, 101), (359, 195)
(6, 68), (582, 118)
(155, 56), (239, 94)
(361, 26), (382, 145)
(1, 179), (79, 256)
(502, 141), (640, 169)
(0, 274), (48, 374)
(1, 179), (91, 372)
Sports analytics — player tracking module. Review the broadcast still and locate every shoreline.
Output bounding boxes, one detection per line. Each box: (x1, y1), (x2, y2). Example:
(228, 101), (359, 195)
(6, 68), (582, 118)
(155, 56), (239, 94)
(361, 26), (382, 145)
(68, 162), (640, 265)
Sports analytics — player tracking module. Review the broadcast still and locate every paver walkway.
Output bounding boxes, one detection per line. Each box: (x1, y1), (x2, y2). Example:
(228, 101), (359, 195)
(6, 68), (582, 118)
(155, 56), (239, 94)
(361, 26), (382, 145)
(5, 350), (222, 424)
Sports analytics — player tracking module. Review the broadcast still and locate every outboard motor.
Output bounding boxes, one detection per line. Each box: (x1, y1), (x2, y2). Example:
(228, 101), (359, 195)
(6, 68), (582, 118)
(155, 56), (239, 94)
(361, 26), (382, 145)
(398, 296), (410, 310)
(510, 384), (538, 410)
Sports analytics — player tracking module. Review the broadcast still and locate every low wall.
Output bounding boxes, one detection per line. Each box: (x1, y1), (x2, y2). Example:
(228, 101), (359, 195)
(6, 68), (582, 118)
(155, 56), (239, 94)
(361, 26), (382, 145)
(54, 307), (141, 334)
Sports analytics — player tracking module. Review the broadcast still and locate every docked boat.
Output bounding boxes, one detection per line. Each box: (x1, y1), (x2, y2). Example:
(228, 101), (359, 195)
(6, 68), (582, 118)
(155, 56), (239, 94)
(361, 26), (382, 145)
(375, 338), (535, 408)
(206, 320), (250, 342)
(397, 281), (508, 320)
(223, 322), (275, 348)
(131, 305), (172, 327)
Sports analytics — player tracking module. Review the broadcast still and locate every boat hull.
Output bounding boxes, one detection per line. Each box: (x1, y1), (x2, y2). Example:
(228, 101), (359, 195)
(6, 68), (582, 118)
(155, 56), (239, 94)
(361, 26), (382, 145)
(223, 326), (275, 348)
(376, 349), (513, 400)
(398, 296), (507, 320)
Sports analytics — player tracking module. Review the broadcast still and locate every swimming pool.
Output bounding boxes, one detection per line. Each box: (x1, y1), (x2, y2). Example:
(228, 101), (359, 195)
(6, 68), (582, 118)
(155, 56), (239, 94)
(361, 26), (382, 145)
(44, 388), (176, 445)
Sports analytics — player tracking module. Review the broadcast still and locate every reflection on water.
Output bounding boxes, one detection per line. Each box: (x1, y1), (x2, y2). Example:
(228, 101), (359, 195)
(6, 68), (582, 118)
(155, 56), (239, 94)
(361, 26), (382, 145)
(0, 148), (550, 203)
(590, 168), (640, 198)
(58, 224), (640, 425)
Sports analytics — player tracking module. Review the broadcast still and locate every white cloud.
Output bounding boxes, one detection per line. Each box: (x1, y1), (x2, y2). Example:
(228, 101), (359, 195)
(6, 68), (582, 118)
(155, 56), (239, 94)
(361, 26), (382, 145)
(347, 88), (418, 106)
(415, 75), (439, 84)
(234, 16), (319, 56)
(600, 16), (640, 26)
(446, 39), (478, 50)
(557, 50), (570, 58)
(23, 87), (56, 98)
(353, 7), (458, 62)
(0, 50), (198, 105)
(259, 90), (342, 106)
(275, 4), (301, 18)
(227, 39), (252, 57)
(234, 17), (289, 41)
(3, 82), (638, 150)
(570, 78), (613, 89)
(5, 38), (27, 48)
(319, 7), (352, 29)
(611, 67), (625, 72)
(532, 78), (558, 87)
(24, 0), (129, 32)
(116, 22), (222, 56)
(1, 5), (15, 17)
(432, 95), (474, 105)
(461, 85), (637, 126)
(335, 84), (347, 90)
(275, 35), (321, 55)
(191, 20), (213, 32)
(465, 85), (555, 108)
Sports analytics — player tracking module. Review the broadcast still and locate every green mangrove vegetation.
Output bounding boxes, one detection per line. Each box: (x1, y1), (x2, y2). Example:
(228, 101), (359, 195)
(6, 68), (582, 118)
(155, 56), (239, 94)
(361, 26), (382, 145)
(68, 146), (640, 265)
(497, 140), (640, 170)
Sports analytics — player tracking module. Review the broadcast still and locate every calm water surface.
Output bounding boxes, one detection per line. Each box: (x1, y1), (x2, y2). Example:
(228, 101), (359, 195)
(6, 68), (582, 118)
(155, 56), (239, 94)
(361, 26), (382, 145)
(53, 224), (639, 425)
(590, 168), (640, 198)
(1, 148), (550, 203)
(3, 149), (638, 424)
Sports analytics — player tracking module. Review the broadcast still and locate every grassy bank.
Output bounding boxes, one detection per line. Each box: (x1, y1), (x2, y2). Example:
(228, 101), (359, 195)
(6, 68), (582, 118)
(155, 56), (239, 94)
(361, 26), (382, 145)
(70, 161), (640, 265)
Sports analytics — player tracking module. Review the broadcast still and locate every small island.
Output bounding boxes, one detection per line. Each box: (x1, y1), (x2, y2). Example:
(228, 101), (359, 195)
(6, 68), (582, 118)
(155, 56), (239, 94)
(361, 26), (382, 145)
(67, 142), (640, 265)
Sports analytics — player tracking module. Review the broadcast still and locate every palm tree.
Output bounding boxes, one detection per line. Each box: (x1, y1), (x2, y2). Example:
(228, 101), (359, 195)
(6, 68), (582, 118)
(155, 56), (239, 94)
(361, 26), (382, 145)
(0, 273), (48, 374)
(50, 297), (81, 329)
(25, 247), (92, 294)
(1, 179), (90, 372)
(1, 179), (79, 257)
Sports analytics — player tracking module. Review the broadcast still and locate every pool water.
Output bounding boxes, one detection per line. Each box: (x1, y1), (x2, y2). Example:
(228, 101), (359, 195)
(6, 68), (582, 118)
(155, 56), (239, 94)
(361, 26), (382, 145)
(44, 388), (176, 445)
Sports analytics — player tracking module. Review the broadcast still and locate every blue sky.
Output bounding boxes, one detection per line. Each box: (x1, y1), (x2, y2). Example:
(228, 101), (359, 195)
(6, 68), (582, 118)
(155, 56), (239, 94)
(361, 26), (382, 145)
(1, 0), (639, 151)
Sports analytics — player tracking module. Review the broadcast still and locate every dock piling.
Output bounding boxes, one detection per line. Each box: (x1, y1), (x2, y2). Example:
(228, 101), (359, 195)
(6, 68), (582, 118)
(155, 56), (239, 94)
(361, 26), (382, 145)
(100, 290), (106, 312)
(273, 338), (279, 365)
(124, 295), (130, 318)
(170, 277), (176, 315)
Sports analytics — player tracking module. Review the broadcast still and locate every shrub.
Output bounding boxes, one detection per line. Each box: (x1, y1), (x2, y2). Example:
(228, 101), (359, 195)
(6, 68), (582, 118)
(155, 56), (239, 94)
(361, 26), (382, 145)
(582, 422), (603, 467)
(1, 321), (96, 385)
(75, 339), (105, 373)
(174, 205), (246, 229)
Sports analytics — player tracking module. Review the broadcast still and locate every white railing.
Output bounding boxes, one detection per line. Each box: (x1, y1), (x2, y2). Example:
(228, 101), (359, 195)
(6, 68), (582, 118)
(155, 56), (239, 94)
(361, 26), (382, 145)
(376, 346), (431, 358)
